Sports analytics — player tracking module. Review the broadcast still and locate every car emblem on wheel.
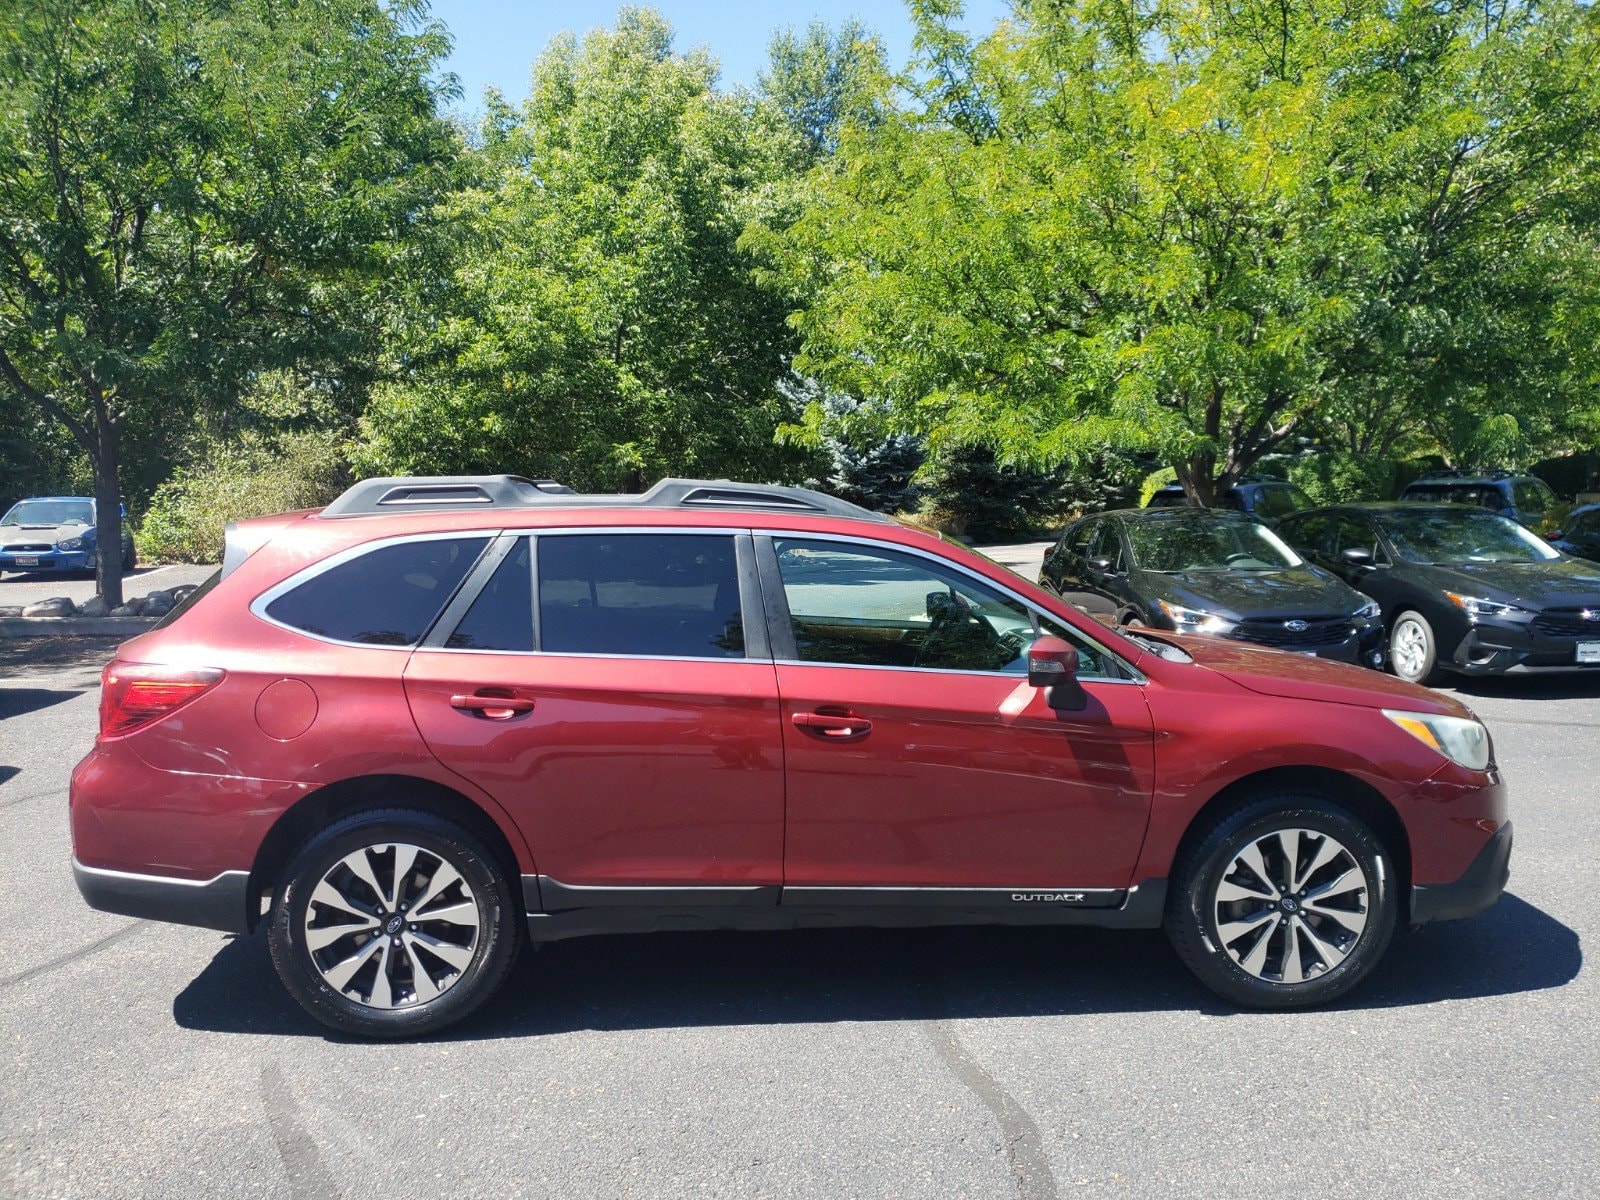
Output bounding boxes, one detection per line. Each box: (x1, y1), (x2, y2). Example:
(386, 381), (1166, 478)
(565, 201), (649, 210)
(1284, 619), (1309, 632)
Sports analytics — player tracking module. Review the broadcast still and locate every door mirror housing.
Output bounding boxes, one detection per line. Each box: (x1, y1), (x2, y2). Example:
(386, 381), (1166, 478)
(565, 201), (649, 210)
(1028, 636), (1088, 711)
(1086, 555), (1117, 573)
(1339, 546), (1375, 569)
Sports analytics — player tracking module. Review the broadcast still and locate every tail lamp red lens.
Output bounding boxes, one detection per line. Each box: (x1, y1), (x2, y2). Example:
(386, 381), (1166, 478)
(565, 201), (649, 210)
(99, 663), (224, 738)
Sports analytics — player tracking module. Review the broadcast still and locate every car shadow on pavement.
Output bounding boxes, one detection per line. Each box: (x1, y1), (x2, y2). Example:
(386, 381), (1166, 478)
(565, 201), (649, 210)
(1448, 674), (1600, 702)
(0, 688), (83, 721)
(172, 892), (1579, 1042)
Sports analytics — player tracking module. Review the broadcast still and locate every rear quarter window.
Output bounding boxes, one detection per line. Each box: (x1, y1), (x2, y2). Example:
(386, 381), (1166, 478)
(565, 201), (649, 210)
(263, 537), (490, 646)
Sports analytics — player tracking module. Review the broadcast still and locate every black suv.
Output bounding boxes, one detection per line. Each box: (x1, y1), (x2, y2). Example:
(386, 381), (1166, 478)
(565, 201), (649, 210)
(1145, 477), (1312, 525)
(1398, 470), (1559, 531)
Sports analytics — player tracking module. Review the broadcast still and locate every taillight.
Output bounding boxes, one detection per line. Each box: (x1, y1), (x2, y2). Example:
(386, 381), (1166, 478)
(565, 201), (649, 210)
(99, 663), (224, 738)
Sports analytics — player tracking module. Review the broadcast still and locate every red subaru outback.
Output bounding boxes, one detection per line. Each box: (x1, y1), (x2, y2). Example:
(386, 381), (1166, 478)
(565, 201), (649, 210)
(71, 477), (1511, 1036)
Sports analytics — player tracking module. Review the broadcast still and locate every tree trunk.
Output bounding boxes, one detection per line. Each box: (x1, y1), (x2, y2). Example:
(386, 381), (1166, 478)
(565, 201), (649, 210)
(1175, 455), (1218, 507)
(92, 436), (125, 609)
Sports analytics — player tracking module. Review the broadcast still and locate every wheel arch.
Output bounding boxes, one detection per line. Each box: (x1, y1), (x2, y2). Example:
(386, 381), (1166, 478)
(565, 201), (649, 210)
(1172, 764), (1412, 903)
(248, 774), (528, 930)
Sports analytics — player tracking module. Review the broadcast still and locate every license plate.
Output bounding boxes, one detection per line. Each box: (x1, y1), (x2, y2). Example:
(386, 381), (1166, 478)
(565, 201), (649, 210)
(14, 556), (37, 566)
(1579, 642), (1600, 664)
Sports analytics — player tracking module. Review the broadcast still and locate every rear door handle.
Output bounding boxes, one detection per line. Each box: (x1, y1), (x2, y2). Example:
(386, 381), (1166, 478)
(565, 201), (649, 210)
(451, 691), (535, 720)
(791, 711), (872, 741)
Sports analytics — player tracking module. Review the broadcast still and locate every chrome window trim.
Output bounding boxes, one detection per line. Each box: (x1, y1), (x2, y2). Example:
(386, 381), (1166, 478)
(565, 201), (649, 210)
(758, 529), (1146, 684)
(249, 529), (499, 651)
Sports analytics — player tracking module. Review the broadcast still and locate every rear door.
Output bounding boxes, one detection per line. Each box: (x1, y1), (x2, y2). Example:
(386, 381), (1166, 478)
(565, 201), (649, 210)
(403, 530), (785, 902)
(760, 533), (1155, 896)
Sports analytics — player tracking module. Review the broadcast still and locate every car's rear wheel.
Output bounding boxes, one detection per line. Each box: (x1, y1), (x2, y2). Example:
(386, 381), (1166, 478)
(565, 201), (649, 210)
(1166, 795), (1397, 1008)
(268, 809), (521, 1037)
(1389, 610), (1440, 685)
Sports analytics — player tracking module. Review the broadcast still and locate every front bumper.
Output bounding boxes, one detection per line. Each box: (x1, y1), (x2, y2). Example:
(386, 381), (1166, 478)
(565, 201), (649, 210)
(1226, 623), (1387, 670)
(72, 859), (253, 933)
(1449, 620), (1600, 674)
(0, 548), (92, 571)
(1410, 820), (1512, 926)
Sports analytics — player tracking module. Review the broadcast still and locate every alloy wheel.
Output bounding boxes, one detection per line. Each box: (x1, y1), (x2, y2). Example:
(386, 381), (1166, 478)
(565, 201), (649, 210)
(1391, 618), (1428, 680)
(303, 842), (481, 1009)
(1212, 828), (1370, 985)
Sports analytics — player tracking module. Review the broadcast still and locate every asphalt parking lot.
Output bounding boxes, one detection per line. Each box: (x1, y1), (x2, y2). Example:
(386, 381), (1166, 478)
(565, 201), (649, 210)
(2, 547), (1597, 1198)
(0, 563), (216, 607)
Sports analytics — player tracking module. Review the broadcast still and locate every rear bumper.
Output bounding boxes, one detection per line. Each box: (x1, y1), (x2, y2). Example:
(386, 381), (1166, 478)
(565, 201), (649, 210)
(1410, 820), (1512, 926)
(72, 858), (252, 934)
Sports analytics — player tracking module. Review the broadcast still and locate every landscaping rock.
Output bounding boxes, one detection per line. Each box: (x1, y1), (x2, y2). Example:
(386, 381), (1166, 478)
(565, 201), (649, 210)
(22, 596), (76, 618)
(139, 589), (176, 616)
(109, 599), (145, 617)
(78, 595), (110, 617)
(0, 606), (22, 619)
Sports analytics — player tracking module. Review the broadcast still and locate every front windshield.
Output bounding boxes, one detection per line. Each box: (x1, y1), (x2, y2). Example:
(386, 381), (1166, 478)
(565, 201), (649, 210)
(1383, 509), (1560, 564)
(1126, 520), (1303, 572)
(1, 499), (93, 526)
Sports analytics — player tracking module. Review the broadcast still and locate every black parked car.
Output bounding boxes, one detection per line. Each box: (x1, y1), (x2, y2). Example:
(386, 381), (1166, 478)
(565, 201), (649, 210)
(1145, 476), (1312, 525)
(1040, 508), (1386, 666)
(1550, 503), (1600, 563)
(1277, 503), (1600, 684)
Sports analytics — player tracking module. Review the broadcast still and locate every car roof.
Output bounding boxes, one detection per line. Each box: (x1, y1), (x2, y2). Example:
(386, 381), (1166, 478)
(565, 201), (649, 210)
(1286, 501), (1478, 519)
(1099, 506), (1261, 523)
(1403, 474), (1526, 487)
(8, 496), (93, 503)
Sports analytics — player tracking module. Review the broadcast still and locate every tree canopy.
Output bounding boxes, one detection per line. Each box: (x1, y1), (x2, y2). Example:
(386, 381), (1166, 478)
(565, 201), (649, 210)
(769, 0), (1600, 503)
(0, 0), (454, 600)
(355, 8), (808, 491)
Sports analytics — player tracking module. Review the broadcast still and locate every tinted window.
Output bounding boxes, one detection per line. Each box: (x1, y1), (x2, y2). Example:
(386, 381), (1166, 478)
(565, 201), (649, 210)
(1254, 485), (1310, 521)
(1089, 521), (1123, 569)
(1571, 510), (1600, 535)
(447, 539), (533, 651)
(266, 537), (489, 645)
(1065, 519), (1098, 558)
(538, 534), (743, 658)
(774, 538), (1113, 676)
(1125, 520), (1302, 572)
(1333, 518), (1382, 561)
(1380, 510), (1559, 564)
(1513, 480), (1555, 516)
(1281, 514), (1334, 557)
(1403, 483), (1505, 510)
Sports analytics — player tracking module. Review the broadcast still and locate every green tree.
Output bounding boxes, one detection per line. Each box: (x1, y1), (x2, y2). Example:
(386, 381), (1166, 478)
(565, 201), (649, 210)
(357, 9), (806, 492)
(759, 18), (889, 166)
(0, 0), (454, 602)
(769, 0), (1600, 505)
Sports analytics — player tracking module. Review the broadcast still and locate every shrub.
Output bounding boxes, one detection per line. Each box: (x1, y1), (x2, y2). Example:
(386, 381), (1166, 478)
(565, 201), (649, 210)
(920, 444), (1069, 541)
(137, 432), (348, 563)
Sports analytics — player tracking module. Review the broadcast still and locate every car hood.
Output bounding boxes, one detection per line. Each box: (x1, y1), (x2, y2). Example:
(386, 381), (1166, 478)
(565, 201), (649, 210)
(0, 522), (92, 547)
(1150, 632), (1466, 716)
(1148, 567), (1361, 619)
(1408, 559), (1600, 607)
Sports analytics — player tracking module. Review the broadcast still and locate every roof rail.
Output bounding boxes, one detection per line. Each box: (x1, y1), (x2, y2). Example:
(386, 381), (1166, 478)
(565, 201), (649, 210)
(1413, 467), (1513, 481)
(317, 475), (892, 523)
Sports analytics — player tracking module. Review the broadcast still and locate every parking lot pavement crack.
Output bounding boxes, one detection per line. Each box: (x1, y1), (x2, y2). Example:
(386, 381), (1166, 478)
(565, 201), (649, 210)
(921, 1013), (1059, 1200)
(0, 919), (146, 989)
(261, 1061), (341, 1200)
(0, 786), (65, 810)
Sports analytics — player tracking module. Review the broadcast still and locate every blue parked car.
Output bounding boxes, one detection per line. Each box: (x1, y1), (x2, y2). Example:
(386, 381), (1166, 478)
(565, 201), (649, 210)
(0, 496), (135, 576)
(1550, 503), (1600, 563)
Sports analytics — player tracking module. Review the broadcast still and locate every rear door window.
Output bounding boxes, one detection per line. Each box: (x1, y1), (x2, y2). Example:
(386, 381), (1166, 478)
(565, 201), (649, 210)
(264, 537), (490, 646)
(446, 538), (533, 652)
(537, 534), (745, 658)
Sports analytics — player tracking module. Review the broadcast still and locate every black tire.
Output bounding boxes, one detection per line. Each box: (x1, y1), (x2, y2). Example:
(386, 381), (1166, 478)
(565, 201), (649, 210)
(268, 808), (522, 1038)
(1388, 609), (1441, 685)
(1166, 794), (1397, 1009)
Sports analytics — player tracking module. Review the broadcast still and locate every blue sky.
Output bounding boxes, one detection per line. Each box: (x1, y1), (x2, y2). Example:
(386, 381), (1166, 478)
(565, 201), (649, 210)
(428, 1), (1013, 110)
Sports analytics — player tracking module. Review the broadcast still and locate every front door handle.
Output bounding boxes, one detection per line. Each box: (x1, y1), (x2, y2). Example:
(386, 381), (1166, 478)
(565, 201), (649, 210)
(791, 710), (872, 741)
(451, 690), (535, 720)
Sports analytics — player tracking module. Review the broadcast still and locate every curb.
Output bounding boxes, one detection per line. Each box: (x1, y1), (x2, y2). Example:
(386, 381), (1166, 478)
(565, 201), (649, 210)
(0, 617), (159, 639)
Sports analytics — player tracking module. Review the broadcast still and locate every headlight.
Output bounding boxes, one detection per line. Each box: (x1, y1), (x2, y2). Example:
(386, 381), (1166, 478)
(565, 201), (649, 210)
(1354, 595), (1381, 621)
(1383, 709), (1492, 771)
(58, 536), (84, 551)
(1157, 600), (1236, 635)
(1445, 593), (1531, 620)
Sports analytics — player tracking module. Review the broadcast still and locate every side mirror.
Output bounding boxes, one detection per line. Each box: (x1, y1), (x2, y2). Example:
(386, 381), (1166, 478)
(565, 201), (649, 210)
(1086, 555), (1116, 573)
(1028, 636), (1088, 711)
(1339, 547), (1374, 569)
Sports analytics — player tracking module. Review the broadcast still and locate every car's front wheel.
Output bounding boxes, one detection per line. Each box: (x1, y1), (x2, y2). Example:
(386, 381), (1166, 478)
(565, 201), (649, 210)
(268, 809), (522, 1037)
(1167, 795), (1397, 1008)
(1389, 610), (1440, 685)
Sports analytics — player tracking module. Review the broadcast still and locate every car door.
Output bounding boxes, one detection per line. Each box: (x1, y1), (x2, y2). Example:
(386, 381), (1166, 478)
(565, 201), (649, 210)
(759, 533), (1156, 897)
(404, 530), (785, 902)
